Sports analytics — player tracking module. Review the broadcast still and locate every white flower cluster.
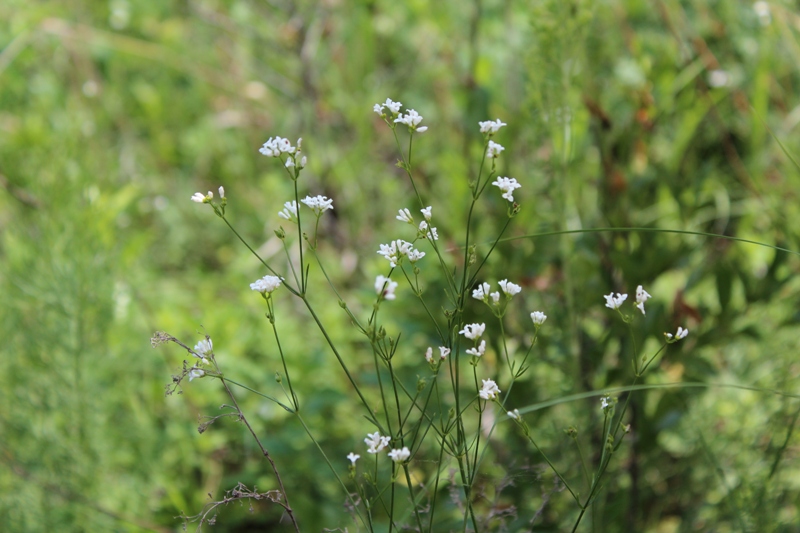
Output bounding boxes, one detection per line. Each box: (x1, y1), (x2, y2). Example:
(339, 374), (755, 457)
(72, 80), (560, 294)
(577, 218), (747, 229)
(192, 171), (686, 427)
(191, 186), (225, 204)
(377, 239), (425, 268)
(530, 311), (547, 326)
(487, 140), (505, 158)
(250, 275), (283, 294)
(300, 195), (334, 215)
(388, 447), (411, 463)
(418, 220), (438, 240)
(507, 409), (521, 420)
(665, 327), (689, 341)
(600, 396), (614, 410)
(394, 109), (428, 133)
(365, 432), (391, 454)
(479, 379), (501, 400)
(479, 119), (507, 134)
(259, 136), (297, 157)
(374, 275), (398, 300)
(425, 346), (450, 363)
(604, 292), (628, 310)
(635, 285), (651, 315)
(466, 340), (486, 357)
(472, 279), (521, 303)
(193, 338), (212, 360)
(459, 322), (486, 340)
(491, 177), (521, 203)
(498, 279), (521, 297)
(373, 98), (403, 116)
(278, 200), (298, 222)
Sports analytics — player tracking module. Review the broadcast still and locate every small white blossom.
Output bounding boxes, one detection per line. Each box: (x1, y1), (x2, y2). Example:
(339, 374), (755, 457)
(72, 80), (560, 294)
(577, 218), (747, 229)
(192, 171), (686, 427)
(487, 140), (505, 158)
(438, 346), (450, 359)
(604, 292), (628, 310)
(491, 177), (521, 202)
(377, 239), (425, 268)
(472, 282), (491, 302)
(250, 275), (283, 294)
(375, 275), (398, 300)
(498, 279), (521, 297)
(278, 201), (298, 222)
(459, 323), (486, 340)
(301, 195), (334, 215)
(388, 447), (411, 463)
(218, 186), (225, 198)
(466, 340), (486, 357)
(285, 158), (295, 168)
(418, 220), (439, 240)
(507, 409), (521, 420)
(530, 311), (547, 326)
(394, 109), (426, 132)
(600, 396), (613, 409)
(396, 208), (414, 224)
(374, 98), (402, 116)
(191, 191), (213, 203)
(635, 285), (652, 315)
(479, 119), (507, 134)
(364, 432), (391, 454)
(193, 338), (213, 359)
(299, 155), (307, 168)
(490, 292), (500, 304)
(479, 379), (501, 400)
(188, 368), (205, 381)
(259, 136), (296, 157)
(425, 347), (434, 364)
(665, 327), (689, 341)
(420, 206), (432, 221)
(347, 452), (360, 465)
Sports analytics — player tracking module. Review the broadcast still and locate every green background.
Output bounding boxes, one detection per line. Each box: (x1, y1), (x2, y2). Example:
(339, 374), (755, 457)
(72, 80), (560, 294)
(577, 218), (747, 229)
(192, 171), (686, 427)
(1, 0), (799, 531)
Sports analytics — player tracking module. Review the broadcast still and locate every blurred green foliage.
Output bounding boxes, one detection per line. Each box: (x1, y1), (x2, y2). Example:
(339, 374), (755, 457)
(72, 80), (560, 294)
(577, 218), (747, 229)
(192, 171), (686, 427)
(2, 0), (800, 531)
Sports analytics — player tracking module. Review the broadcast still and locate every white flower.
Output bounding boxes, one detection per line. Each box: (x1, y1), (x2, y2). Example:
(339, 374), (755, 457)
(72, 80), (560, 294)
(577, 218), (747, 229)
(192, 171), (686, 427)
(487, 140), (505, 158)
(347, 452), (360, 465)
(259, 136), (296, 157)
(407, 249), (426, 262)
(490, 292), (500, 304)
(191, 191), (212, 203)
(498, 279), (521, 297)
(394, 109), (426, 132)
(466, 340), (486, 357)
(188, 368), (205, 381)
(459, 323), (486, 340)
(301, 195), (334, 215)
(420, 206), (432, 221)
(388, 447), (410, 463)
(507, 409), (520, 420)
(635, 285), (652, 315)
(377, 239), (426, 267)
(396, 208), (414, 224)
(425, 347), (434, 364)
(438, 346), (450, 359)
(218, 186), (225, 198)
(299, 155), (307, 168)
(600, 396), (613, 409)
(250, 275), (283, 294)
(278, 200), (298, 222)
(418, 220), (439, 240)
(472, 282), (491, 302)
(479, 119), (507, 134)
(375, 275), (398, 300)
(530, 311), (547, 326)
(491, 177), (521, 202)
(665, 327), (689, 341)
(193, 338), (213, 358)
(374, 98), (402, 116)
(479, 379), (501, 400)
(365, 432), (391, 454)
(285, 158), (295, 168)
(604, 292), (628, 310)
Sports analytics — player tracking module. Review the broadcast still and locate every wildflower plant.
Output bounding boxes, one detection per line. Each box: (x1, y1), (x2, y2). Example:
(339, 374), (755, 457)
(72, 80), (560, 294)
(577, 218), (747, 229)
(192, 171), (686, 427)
(155, 99), (696, 531)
